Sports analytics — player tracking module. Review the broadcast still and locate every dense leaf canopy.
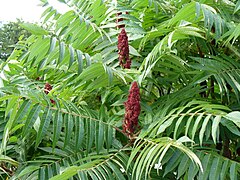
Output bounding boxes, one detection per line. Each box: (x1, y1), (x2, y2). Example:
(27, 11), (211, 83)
(0, 20), (30, 61)
(0, 0), (240, 179)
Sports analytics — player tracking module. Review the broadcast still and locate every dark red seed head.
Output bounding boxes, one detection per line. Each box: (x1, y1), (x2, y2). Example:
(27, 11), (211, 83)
(116, 12), (125, 28)
(44, 83), (52, 94)
(118, 28), (131, 69)
(123, 81), (141, 136)
(44, 83), (55, 104)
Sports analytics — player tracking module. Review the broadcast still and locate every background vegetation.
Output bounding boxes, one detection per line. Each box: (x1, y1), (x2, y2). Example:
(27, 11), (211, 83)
(0, 20), (30, 61)
(0, 0), (240, 179)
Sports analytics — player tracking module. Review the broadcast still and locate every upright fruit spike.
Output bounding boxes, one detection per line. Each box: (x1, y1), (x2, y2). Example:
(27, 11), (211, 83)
(123, 81), (141, 136)
(118, 28), (131, 69)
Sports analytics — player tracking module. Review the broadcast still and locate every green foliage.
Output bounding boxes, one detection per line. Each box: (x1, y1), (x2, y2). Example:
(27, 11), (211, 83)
(0, 20), (30, 61)
(0, 0), (240, 179)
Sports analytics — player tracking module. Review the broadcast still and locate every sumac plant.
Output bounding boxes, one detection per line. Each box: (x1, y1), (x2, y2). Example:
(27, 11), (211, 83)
(118, 28), (131, 69)
(0, 0), (240, 179)
(123, 81), (141, 136)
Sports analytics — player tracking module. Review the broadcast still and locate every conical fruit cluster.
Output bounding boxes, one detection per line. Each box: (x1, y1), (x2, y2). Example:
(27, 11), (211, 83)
(118, 28), (131, 69)
(123, 81), (141, 135)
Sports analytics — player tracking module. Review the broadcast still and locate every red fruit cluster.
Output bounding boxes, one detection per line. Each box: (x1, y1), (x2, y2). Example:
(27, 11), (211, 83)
(44, 83), (55, 104)
(118, 28), (131, 69)
(116, 12), (129, 29)
(44, 83), (52, 94)
(116, 12), (125, 29)
(123, 81), (141, 136)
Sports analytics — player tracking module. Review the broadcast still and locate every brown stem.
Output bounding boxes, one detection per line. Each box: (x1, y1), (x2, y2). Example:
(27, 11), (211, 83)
(0, 163), (14, 176)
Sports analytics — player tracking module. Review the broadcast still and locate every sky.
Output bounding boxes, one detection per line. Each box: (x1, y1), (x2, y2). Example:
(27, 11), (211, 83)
(0, 0), (69, 22)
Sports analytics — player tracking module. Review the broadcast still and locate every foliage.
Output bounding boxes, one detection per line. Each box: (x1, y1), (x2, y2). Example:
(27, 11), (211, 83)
(0, 20), (30, 61)
(0, 0), (240, 179)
